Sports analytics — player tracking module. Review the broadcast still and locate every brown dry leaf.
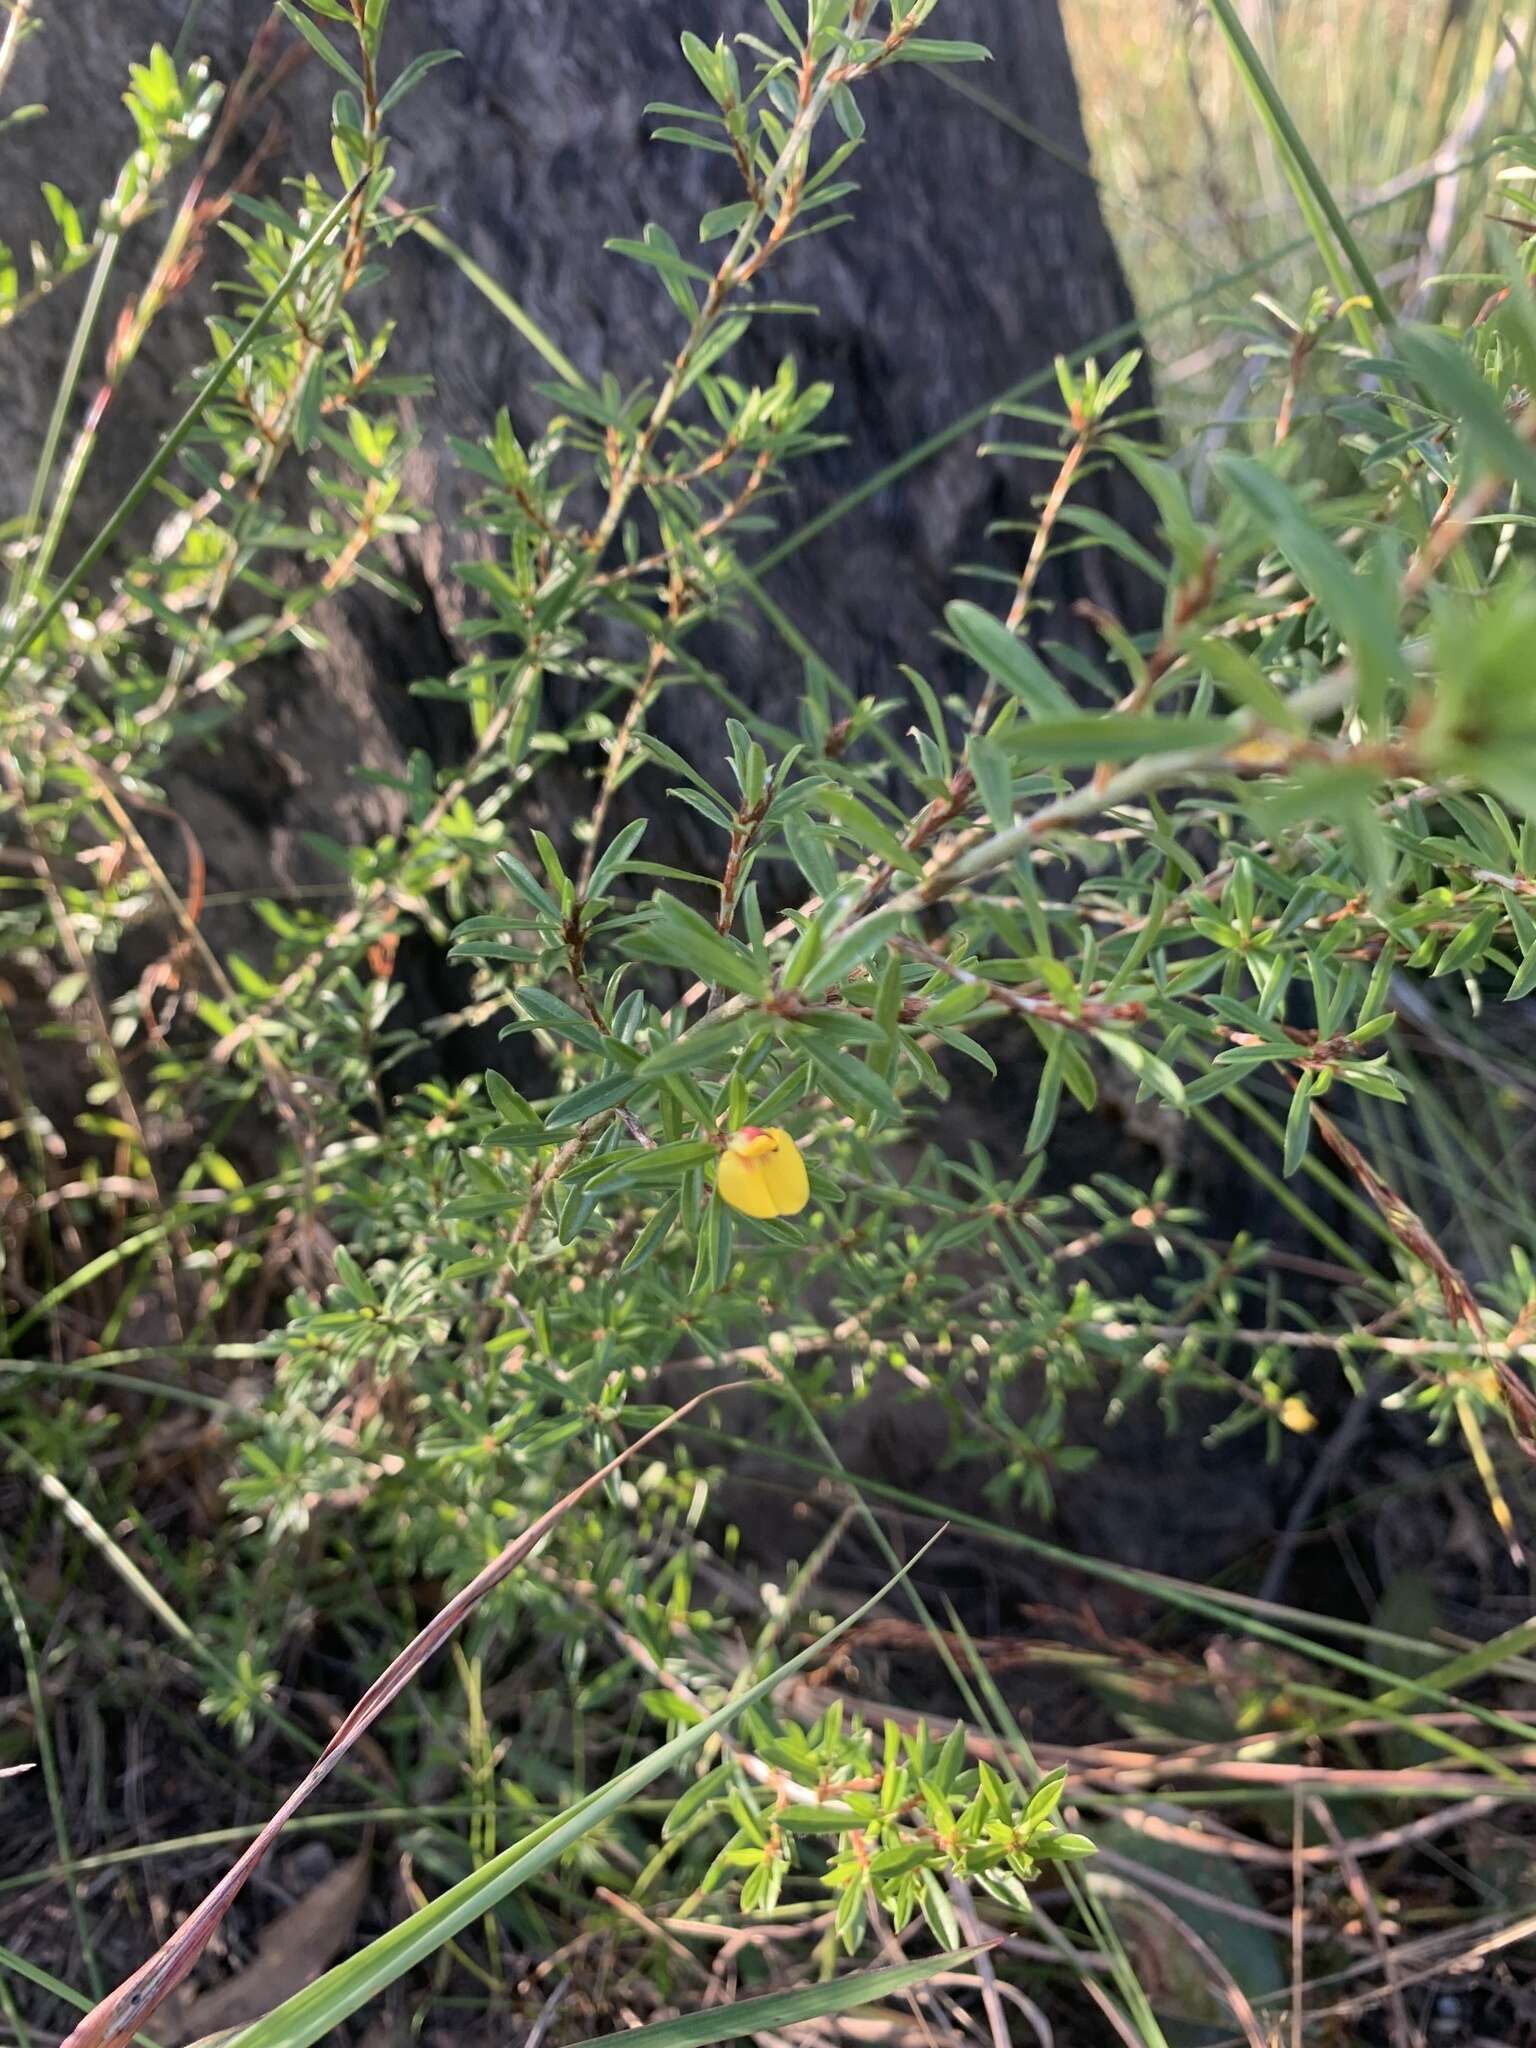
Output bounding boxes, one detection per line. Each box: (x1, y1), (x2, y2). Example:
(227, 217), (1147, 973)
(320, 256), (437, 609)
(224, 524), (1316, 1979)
(167, 1847), (371, 2048)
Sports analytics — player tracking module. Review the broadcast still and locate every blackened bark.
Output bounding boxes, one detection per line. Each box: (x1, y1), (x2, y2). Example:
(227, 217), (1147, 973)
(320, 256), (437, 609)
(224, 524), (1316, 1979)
(0, 1), (1153, 929)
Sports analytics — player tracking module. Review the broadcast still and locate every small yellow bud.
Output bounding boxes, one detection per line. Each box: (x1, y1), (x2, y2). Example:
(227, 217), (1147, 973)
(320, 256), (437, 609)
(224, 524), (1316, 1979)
(1279, 1396), (1317, 1434)
(716, 1125), (809, 1219)
(1229, 736), (1293, 770)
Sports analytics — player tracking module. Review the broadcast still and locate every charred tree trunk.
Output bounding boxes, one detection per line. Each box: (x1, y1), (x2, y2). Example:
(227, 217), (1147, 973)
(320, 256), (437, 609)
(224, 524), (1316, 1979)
(1, 4), (1153, 922)
(2, 3), (1170, 1154)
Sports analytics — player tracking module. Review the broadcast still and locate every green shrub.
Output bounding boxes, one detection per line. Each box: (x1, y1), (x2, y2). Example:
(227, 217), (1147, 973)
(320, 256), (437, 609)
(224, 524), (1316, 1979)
(6, 3), (1536, 2043)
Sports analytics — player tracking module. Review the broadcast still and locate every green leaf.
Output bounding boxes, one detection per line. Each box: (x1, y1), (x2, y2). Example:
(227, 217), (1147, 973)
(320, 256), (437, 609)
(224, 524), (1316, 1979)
(1025, 1036), (1066, 1153)
(1216, 455), (1403, 728)
(585, 819), (649, 903)
(967, 734), (1014, 833)
(489, 847), (561, 921)
(1189, 635), (1304, 731)
(679, 28), (723, 100)
(332, 1247), (377, 1309)
(1204, 0), (1390, 337)
(1508, 937), (1536, 1003)
(219, 1549), (945, 2048)
(630, 899), (770, 999)
(1022, 1765), (1068, 1831)
(585, 1140), (714, 1190)
(1036, 1831), (1096, 1859)
(276, 2), (365, 88)
(640, 1017), (749, 1080)
(945, 600), (1071, 718)
(621, 1191), (682, 1272)
(804, 1038), (904, 1124)
(604, 236), (712, 284)
(662, 1760), (736, 1838)
(1000, 714), (1233, 768)
(892, 37), (991, 64)
(1093, 1032), (1186, 1110)
(919, 1869), (961, 1952)
(1284, 1073), (1317, 1177)
(783, 809), (838, 898)
(699, 201), (754, 243)
(563, 1948), (982, 2048)
(1337, 1065), (1406, 1103)
(377, 47), (460, 116)
(509, 988), (610, 1055)
(1397, 327), (1536, 507)
(818, 787), (923, 873)
(1105, 436), (1210, 579)
(544, 1072), (640, 1131)
(484, 1071), (541, 1128)
(798, 906), (905, 1000)
(1432, 909), (1499, 978)
(1055, 504), (1166, 583)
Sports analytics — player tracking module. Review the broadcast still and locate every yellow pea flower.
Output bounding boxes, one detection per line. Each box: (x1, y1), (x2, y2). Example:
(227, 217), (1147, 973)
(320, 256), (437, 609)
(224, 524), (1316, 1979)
(716, 1126), (809, 1219)
(1278, 1396), (1317, 1434)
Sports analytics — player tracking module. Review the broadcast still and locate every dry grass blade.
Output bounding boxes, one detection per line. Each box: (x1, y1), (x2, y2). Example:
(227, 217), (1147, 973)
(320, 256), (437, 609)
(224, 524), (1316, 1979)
(786, 1681), (1516, 1801)
(164, 1849), (371, 2047)
(1307, 1105), (1485, 1337)
(1309, 1100), (1532, 1557)
(945, 1884), (1021, 2048)
(1305, 1797), (1412, 2048)
(58, 1383), (739, 2048)
(1115, 1794), (1507, 1872)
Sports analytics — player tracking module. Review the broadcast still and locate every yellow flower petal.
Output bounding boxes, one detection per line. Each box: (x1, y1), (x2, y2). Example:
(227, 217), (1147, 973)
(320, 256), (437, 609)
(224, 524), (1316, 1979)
(716, 1126), (809, 1219)
(717, 1144), (779, 1218)
(1279, 1396), (1317, 1434)
(757, 1126), (809, 1215)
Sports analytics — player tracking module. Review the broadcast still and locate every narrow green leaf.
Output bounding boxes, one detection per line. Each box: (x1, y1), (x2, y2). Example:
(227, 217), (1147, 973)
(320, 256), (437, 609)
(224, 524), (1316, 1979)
(377, 47), (460, 117)
(276, 2), (364, 89)
(215, 1549), (944, 2048)
(1204, 0), (1390, 338)
(509, 988), (610, 1055)
(1000, 714), (1232, 768)
(967, 734), (1014, 833)
(1283, 1072), (1316, 1177)
(631, 900), (770, 999)
(485, 1072), (540, 1128)
(804, 1038), (904, 1124)
(1093, 1031), (1186, 1110)
(0, 180), (363, 689)
(1398, 328), (1536, 506)
(945, 601), (1071, 718)
(799, 906), (905, 999)
(1217, 455), (1402, 727)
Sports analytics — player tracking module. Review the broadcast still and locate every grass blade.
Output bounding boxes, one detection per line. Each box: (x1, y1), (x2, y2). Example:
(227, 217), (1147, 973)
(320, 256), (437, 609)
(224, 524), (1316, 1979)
(0, 177), (362, 693)
(2, 232), (121, 622)
(215, 1531), (945, 2048)
(57, 1383), (745, 2048)
(1204, 0), (1391, 339)
(747, 137), (1510, 586)
(687, 1425), (1536, 1745)
(393, 207), (589, 390)
(0, 1947), (160, 2048)
(0, 1546), (102, 1999)
(562, 1947), (984, 2048)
